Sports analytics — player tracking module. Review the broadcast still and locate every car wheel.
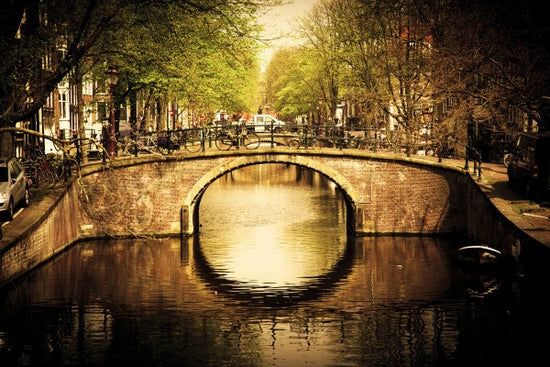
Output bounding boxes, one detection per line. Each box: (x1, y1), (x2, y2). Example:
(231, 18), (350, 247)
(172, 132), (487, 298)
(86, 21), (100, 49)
(23, 187), (30, 207)
(7, 199), (14, 221)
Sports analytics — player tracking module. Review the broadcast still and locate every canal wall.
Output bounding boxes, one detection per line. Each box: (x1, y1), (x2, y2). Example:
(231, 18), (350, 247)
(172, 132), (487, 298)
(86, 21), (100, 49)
(0, 150), (545, 286)
(0, 184), (92, 287)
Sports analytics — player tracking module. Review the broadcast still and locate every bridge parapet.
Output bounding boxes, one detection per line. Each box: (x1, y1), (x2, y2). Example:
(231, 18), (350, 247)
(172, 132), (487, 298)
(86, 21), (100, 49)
(76, 149), (469, 237)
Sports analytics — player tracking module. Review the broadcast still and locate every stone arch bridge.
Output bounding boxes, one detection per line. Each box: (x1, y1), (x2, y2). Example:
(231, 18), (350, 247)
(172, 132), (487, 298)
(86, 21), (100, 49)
(3, 147), (530, 287)
(80, 149), (474, 238)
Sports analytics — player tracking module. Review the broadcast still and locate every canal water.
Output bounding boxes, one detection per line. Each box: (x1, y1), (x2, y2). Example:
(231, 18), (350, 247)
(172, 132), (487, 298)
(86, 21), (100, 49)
(0, 164), (548, 366)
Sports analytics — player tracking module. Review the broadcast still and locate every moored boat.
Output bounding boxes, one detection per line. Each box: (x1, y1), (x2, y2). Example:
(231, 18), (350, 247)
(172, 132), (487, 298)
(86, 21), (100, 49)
(458, 245), (502, 266)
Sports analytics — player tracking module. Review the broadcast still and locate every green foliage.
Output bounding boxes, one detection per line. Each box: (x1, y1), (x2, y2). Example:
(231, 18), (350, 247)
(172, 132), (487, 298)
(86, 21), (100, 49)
(265, 47), (322, 120)
(98, 0), (267, 117)
(0, 0), (279, 130)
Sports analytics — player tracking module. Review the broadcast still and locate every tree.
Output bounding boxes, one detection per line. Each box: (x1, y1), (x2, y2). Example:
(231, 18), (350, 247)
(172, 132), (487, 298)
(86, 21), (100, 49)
(90, 0), (272, 127)
(264, 47), (311, 121)
(1, 0), (279, 155)
(0, 0), (127, 155)
(299, 0), (346, 123)
(428, 0), (550, 132)
(271, 0), (550, 148)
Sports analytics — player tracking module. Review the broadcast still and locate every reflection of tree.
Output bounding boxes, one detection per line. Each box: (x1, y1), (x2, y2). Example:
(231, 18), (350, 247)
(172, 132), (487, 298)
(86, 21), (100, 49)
(315, 236), (459, 366)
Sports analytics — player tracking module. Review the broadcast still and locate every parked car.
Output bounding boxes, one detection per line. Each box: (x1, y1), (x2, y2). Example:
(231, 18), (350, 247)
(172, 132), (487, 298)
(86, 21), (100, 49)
(0, 157), (30, 220)
(252, 114), (286, 133)
(507, 131), (550, 201)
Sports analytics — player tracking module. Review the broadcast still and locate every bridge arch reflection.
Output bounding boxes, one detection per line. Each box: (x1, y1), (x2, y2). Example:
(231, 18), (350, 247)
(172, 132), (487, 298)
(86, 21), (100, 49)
(190, 233), (357, 306)
(181, 154), (362, 235)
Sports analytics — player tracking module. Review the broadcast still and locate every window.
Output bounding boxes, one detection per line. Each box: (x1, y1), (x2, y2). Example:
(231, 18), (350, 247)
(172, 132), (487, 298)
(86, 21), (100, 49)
(59, 92), (67, 118)
(97, 102), (107, 121)
(9, 161), (21, 179)
(0, 167), (8, 182)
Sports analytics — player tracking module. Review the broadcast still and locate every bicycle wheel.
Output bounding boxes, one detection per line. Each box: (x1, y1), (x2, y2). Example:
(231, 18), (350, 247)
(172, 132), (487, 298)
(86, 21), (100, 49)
(184, 133), (203, 153)
(157, 136), (177, 155)
(308, 138), (322, 149)
(36, 164), (58, 188)
(157, 138), (170, 155)
(124, 141), (139, 156)
(215, 133), (233, 150)
(137, 136), (158, 154)
(503, 153), (512, 167)
(56, 161), (66, 181)
(288, 139), (301, 149)
(243, 133), (260, 150)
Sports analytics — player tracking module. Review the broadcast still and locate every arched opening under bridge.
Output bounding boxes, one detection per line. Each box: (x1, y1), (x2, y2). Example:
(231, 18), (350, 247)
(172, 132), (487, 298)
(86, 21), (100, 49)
(181, 154), (363, 235)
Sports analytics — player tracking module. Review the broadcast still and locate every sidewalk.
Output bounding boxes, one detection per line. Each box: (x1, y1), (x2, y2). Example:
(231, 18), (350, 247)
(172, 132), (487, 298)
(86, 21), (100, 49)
(0, 185), (68, 249)
(424, 156), (550, 248)
(470, 161), (550, 248)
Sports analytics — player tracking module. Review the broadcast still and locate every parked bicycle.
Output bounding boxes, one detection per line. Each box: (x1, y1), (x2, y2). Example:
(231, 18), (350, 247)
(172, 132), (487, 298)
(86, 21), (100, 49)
(287, 134), (322, 149)
(123, 134), (162, 156)
(175, 128), (203, 153)
(215, 123), (260, 150)
(157, 134), (180, 155)
(20, 148), (60, 189)
(331, 132), (367, 150)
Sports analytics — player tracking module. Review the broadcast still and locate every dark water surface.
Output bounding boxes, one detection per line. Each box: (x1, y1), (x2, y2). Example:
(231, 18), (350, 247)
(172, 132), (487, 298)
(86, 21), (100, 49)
(1, 164), (548, 366)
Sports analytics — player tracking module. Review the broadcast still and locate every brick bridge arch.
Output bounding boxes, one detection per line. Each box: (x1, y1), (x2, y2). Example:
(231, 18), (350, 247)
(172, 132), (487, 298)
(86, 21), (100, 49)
(81, 150), (469, 238)
(181, 154), (363, 235)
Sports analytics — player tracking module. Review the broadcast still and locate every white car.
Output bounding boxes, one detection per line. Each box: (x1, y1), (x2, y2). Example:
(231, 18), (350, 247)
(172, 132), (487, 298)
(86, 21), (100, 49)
(253, 114), (286, 133)
(0, 157), (30, 220)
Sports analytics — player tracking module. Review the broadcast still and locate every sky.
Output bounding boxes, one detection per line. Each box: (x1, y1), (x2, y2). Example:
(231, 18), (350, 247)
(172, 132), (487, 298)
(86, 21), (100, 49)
(257, 0), (319, 70)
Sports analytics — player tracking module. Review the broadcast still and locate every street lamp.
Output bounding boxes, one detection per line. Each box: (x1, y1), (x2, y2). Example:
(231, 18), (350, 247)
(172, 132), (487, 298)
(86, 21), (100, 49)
(105, 66), (120, 158)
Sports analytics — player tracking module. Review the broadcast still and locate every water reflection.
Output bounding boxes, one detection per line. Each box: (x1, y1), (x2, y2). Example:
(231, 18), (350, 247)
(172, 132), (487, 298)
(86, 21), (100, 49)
(4, 236), (546, 366)
(191, 234), (356, 306)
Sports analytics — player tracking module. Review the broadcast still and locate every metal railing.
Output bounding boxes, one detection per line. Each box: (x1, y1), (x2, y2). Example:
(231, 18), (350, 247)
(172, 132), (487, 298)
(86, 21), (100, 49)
(41, 123), (477, 170)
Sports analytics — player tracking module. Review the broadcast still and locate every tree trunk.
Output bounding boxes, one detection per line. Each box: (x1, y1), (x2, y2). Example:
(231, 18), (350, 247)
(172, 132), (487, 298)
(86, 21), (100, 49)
(129, 87), (137, 138)
(76, 68), (88, 164)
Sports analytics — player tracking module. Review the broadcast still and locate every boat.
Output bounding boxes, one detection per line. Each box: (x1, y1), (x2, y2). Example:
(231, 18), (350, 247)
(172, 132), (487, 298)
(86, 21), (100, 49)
(458, 245), (502, 266)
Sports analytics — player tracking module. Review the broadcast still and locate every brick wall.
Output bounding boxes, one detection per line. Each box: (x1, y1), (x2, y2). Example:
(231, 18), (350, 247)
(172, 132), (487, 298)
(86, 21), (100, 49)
(77, 154), (470, 237)
(0, 185), (89, 286)
(317, 157), (468, 235)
